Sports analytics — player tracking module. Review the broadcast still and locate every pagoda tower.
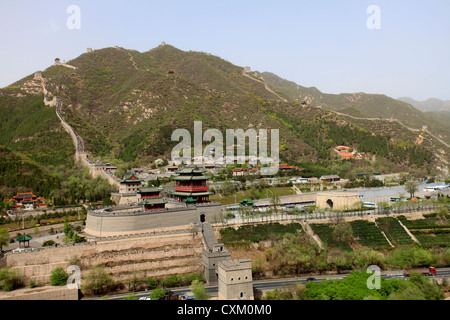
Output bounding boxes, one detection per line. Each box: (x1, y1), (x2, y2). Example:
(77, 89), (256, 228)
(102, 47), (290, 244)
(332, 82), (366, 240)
(170, 166), (213, 203)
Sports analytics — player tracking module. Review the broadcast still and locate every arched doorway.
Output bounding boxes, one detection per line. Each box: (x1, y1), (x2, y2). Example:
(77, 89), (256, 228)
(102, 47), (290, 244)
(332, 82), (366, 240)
(326, 199), (333, 209)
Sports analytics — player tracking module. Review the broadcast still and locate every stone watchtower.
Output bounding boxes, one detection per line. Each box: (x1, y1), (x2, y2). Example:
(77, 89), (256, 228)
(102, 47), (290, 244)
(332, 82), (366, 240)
(34, 71), (42, 80)
(202, 243), (231, 285)
(217, 258), (254, 300)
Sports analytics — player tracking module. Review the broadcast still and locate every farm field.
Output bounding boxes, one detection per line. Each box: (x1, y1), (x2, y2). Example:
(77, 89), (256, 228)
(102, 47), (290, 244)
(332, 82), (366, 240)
(375, 217), (414, 246)
(392, 213), (450, 247)
(309, 223), (353, 251)
(349, 220), (391, 248)
(219, 222), (304, 248)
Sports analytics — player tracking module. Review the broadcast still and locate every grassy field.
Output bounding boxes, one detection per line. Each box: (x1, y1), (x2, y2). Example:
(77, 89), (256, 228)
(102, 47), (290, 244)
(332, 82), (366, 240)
(211, 186), (296, 205)
(376, 217), (414, 246)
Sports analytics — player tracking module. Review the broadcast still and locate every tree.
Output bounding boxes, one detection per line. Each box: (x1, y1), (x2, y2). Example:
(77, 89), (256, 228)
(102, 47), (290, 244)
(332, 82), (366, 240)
(0, 228), (10, 253)
(332, 223), (354, 244)
(150, 287), (165, 300)
(42, 240), (56, 247)
(81, 266), (114, 296)
(190, 279), (210, 300)
(146, 277), (158, 290)
(50, 266), (68, 286)
(404, 181), (419, 198)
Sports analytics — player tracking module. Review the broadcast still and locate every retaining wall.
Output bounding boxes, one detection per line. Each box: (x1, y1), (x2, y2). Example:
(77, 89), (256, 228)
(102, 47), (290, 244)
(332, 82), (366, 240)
(85, 204), (222, 237)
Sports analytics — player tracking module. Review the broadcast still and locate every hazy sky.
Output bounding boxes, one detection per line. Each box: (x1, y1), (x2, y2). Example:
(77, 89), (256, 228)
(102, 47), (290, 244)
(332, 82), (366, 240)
(1, 0), (449, 101)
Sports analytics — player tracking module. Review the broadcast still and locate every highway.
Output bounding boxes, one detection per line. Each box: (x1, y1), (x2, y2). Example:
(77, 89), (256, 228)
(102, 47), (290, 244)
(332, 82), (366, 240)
(86, 267), (450, 300)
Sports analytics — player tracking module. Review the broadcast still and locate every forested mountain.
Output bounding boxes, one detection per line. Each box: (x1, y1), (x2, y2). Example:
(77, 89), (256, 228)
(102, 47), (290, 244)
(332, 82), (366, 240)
(0, 43), (448, 200)
(259, 72), (450, 144)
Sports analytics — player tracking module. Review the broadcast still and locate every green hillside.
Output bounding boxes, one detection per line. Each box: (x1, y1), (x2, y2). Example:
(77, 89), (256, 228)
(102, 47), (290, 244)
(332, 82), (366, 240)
(1, 43), (448, 191)
(0, 145), (62, 200)
(0, 89), (74, 167)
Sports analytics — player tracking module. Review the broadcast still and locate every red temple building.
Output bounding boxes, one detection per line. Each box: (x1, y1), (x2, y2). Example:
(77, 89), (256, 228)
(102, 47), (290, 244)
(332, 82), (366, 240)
(9, 192), (46, 209)
(137, 187), (167, 211)
(170, 166), (213, 203)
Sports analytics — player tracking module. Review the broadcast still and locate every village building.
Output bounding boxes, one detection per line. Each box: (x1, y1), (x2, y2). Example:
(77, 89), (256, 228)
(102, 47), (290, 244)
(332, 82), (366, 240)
(170, 166), (213, 203)
(275, 163), (301, 172)
(119, 172), (143, 194)
(104, 163), (118, 172)
(130, 168), (148, 176)
(232, 167), (247, 176)
(166, 165), (179, 172)
(320, 175), (341, 183)
(137, 187), (167, 211)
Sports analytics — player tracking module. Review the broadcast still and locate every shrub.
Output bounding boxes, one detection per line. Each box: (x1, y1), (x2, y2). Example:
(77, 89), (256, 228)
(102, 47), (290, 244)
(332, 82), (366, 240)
(162, 274), (181, 288)
(28, 279), (36, 288)
(123, 293), (138, 300)
(50, 266), (68, 286)
(42, 240), (56, 247)
(81, 266), (115, 296)
(0, 267), (24, 292)
(146, 277), (158, 290)
(384, 247), (433, 269)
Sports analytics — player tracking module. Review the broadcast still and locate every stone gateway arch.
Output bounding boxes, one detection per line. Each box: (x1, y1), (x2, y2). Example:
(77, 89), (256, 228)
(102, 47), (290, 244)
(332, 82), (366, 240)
(316, 191), (361, 211)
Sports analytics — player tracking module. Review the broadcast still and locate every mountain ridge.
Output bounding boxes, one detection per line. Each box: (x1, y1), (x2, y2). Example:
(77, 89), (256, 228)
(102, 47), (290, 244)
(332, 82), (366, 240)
(1, 44), (448, 181)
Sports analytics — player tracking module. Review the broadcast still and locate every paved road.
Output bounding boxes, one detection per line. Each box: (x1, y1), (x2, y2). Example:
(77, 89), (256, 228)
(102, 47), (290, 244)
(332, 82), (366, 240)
(222, 182), (446, 208)
(359, 182), (445, 203)
(90, 267), (450, 300)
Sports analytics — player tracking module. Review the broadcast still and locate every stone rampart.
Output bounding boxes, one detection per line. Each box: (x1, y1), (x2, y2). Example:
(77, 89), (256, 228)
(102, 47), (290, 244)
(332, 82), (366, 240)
(85, 204), (222, 237)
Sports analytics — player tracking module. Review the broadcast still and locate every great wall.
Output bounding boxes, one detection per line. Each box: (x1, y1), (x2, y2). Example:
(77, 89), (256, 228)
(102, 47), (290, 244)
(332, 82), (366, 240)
(28, 64), (120, 188)
(4, 56), (448, 299)
(242, 67), (288, 102)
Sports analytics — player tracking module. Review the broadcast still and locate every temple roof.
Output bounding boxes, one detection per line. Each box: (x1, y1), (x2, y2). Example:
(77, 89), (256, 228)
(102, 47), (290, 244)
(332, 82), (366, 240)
(137, 187), (162, 193)
(140, 198), (167, 205)
(172, 175), (210, 181)
(17, 235), (32, 241)
(175, 166), (206, 174)
(120, 171), (142, 182)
